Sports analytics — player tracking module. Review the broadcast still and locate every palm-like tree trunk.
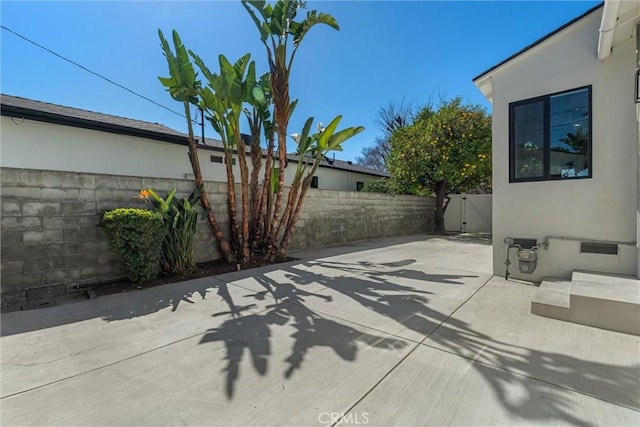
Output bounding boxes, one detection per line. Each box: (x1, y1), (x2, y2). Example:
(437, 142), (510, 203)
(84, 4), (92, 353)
(254, 132), (275, 250)
(277, 161), (321, 258)
(265, 65), (290, 256)
(235, 134), (251, 263)
(184, 106), (233, 262)
(223, 147), (241, 259)
(248, 111), (262, 242)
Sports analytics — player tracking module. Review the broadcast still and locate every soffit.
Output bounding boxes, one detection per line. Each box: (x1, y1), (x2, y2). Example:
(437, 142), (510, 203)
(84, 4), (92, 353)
(611, 0), (640, 48)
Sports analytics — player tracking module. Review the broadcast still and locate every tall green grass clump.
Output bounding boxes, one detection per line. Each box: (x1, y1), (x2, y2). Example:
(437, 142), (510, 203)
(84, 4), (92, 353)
(142, 186), (204, 275)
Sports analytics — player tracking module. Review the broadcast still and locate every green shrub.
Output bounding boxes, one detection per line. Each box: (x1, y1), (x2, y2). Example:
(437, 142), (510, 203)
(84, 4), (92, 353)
(362, 178), (396, 194)
(100, 208), (165, 283)
(143, 186), (204, 275)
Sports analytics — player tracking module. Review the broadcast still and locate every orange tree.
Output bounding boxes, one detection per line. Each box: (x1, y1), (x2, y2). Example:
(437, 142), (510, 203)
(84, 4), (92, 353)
(387, 98), (491, 234)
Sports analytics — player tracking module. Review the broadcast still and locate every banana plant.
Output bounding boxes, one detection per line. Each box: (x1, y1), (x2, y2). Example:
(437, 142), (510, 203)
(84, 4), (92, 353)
(245, 71), (275, 246)
(275, 116), (364, 259)
(191, 52), (267, 263)
(158, 29), (233, 262)
(242, 0), (339, 258)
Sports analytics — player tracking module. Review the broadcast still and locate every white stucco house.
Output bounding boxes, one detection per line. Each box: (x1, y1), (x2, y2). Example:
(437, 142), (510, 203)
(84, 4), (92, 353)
(474, 0), (639, 283)
(0, 94), (386, 191)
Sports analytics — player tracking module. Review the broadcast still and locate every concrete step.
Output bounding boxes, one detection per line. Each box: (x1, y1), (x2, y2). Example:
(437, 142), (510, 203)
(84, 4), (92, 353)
(569, 271), (640, 336)
(531, 278), (571, 321)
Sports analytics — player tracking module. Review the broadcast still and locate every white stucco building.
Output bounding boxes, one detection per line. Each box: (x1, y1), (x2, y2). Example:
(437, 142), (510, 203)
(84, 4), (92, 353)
(0, 94), (386, 192)
(474, 0), (640, 281)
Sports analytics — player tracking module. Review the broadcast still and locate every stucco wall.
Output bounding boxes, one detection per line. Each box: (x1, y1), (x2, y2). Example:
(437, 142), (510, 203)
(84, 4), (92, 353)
(489, 8), (639, 280)
(0, 116), (381, 192)
(0, 167), (433, 310)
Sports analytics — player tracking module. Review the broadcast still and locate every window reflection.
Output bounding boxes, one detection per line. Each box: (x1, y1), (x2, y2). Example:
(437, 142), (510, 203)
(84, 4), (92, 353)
(509, 86), (591, 182)
(514, 101), (544, 179)
(550, 88), (590, 178)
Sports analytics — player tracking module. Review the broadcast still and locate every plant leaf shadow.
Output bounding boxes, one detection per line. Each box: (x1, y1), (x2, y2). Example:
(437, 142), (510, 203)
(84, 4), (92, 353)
(200, 258), (639, 424)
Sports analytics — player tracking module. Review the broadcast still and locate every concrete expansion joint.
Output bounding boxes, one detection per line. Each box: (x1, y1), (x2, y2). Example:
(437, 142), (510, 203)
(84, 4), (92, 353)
(333, 275), (495, 427)
(417, 340), (640, 414)
(2, 282), (311, 400)
(0, 327), (213, 401)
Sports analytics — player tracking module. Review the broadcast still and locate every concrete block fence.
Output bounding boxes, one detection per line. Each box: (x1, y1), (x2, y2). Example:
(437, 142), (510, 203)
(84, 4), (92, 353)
(1, 168), (434, 310)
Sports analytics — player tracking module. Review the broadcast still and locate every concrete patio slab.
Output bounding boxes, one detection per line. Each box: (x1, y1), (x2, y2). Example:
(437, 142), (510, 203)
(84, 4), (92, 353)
(1, 303), (413, 426)
(425, 276), (640, 411)
(279, 261), (492, 343)
(216, 260), (351, 297)
(293, 235), (493, 276)
(1, 276), (275, 397)
(349, 344), (640, 426)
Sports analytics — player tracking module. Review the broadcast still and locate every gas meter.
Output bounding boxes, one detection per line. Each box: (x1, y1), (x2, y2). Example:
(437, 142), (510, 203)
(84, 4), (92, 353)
(516, 249), (538, 273)
(503, 237), (540, 279)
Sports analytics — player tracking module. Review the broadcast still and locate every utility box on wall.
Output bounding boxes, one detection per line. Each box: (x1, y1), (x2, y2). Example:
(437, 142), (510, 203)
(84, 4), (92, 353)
(444, 194), (492, 233)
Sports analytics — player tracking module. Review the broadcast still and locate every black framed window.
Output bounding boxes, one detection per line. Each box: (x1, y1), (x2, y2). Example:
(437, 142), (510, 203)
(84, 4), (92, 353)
(311, 176), (319, 188)
(509, 86), (592, 182)
(356, 181), (364, 191)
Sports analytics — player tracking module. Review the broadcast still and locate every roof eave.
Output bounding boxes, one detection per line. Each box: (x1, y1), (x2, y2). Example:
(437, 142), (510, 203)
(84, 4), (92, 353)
(1, 103), (190, 146)
(474, 76), (493, 104)
(472, 2), (604, 85)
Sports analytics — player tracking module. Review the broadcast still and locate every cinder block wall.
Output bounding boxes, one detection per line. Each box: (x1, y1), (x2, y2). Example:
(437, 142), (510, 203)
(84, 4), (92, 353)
(1, 168), (434, 308)
(291, 190), (432, 250)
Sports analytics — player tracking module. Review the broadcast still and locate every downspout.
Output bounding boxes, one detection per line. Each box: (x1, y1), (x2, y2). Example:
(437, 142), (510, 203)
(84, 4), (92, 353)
(636, 22), (640, 278)
(597, 0), (621, 61)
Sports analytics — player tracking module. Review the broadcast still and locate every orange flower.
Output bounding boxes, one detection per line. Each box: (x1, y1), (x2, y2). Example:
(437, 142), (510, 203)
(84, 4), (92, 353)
(138, 188), (150, 199)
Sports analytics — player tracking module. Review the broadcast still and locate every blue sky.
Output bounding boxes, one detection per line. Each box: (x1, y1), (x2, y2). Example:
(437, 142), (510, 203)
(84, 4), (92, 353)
(1, 1), (601, 162)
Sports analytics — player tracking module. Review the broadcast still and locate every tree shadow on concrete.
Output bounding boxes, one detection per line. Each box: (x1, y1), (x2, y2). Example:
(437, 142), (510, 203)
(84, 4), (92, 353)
(305, 258), (478, 285)
(0, 276), (232, 335)
(424, 322), (640, 424)
(300, 260), (639, 423)
(199, 268), (409, 398)
(203, 258), (638, 425)
(197, 259), (482, 400)
(283, 261), (478, 342)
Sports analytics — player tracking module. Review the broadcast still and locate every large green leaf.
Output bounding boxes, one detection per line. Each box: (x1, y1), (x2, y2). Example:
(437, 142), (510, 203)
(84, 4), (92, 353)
(158, 29), (199, 104)
(241, 1), (270, 43)
(158, 30), (178, 80)
(243, 0), (267, 18)
(264, 3), (273, 18)
(293, 10), (339, 46)
(233, 53), (251, 77)
(288, 99), (298, 121)
(158, 76), (175, 88)
(258, 72), (272, 94)
(189, 51), (214, 82)
(316, 115), (341, 151)
(296, 116), (315, 155)
(327, 126), (364, 151)
(245, 61), (257, 102)
(270, 0), (284, 36)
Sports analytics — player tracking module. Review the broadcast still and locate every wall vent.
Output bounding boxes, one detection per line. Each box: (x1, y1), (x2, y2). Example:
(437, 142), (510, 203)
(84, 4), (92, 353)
(580, 242), (618, 255)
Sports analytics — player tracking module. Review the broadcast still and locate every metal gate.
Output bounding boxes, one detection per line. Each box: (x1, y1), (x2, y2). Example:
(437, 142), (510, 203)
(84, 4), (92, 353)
(444, 194), (492, 233)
